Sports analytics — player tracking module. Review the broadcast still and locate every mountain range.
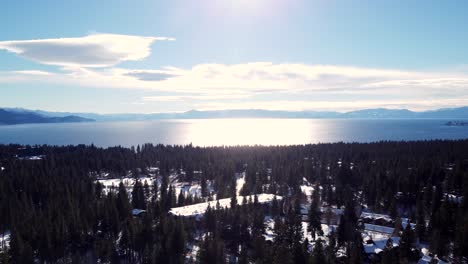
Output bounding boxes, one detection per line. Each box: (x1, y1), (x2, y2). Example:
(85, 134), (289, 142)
(0, 108), (94, 125)
(1, 107), (468, 125)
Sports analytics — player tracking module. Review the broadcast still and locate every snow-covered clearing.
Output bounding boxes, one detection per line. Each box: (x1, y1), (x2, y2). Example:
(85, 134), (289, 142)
(98, 177), (155, 193)
(169, 194), (282, 217)
(173, 181), (203, 197)
(264, 218), (337, 246)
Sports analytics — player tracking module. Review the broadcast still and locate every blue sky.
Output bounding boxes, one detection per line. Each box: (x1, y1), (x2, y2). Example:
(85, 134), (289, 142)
(1, 0), (468, 113)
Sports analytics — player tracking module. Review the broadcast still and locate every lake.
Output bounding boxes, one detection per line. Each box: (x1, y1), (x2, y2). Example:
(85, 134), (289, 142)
(0, 119), (467, 147)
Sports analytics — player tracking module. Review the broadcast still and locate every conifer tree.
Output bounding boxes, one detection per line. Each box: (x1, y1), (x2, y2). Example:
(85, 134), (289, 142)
(308, 189), (323, 241)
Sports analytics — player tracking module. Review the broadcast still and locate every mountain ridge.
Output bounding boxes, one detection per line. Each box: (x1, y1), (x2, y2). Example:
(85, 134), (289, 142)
(2, 106), (468, 123)
(0, 108), (95, 125)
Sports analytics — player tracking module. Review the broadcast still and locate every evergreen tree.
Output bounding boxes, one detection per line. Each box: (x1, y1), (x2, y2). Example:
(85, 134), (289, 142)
(399, 220), (415, 262)
(308, 189), (323, 241)
(310, 238), (326, 264)
(117, 182), (132, 220)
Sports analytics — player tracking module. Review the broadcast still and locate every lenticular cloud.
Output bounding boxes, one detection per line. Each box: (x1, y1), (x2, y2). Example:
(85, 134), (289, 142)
(0, 33), (174, 68)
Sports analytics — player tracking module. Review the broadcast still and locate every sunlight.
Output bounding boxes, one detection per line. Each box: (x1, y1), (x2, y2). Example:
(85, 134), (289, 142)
(181, 119), (317, 146)
(201, 0), (291, 21)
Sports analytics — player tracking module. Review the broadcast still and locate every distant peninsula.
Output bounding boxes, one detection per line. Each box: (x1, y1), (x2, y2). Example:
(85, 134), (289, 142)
(0, 108), (94, 125)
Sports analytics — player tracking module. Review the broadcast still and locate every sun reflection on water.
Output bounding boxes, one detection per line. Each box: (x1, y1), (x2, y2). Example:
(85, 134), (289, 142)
(177, 119), (321, 146)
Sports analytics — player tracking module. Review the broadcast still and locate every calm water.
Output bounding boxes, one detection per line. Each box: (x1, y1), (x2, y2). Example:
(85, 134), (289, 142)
(0, 119), (467, 147)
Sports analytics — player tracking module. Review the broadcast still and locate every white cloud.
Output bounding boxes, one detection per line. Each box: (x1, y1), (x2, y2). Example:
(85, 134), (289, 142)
(0, 33), (174, 68)
(142, 93), (251, 102)
(1, 33), (468, 113)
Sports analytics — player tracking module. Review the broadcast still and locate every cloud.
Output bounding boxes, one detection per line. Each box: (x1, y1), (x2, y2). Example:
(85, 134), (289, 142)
(124, 70), (180, 81)
(142, 94), (251, 102)
(0, 34), (174, 67)
(0, 32), (464, 112)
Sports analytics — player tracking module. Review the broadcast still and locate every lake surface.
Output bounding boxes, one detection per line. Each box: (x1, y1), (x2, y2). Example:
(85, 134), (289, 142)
(0, 119), (467, 147)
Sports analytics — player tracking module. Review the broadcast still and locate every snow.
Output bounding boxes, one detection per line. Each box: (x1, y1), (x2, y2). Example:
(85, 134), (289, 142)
(320, 207), (343, 215)
(236, 172), (246, 196)
(421, 247), (429, 256)
(401, 218), (416, 229)
(18, 155), (45, 160)
(300, 185), (314, 196)
(363, 236), (400, 255)
(0, 231), (10, 251)
(173, 181), (203, 197)
(147, 167), (159, 173)
(301, 221), (337, 245)
(445, 193), (463, 203)
(186, 244), (200, 261)
(364, 223), (394, 234)
(97, 177), (155, 193)
(264, 217), (275, 241)
(132, 209), (146, 216)
(360, 212), (392, 222)
(418, 255), (448, 264)
(169, 194), (282, 217)
(174, 179), (215, 199)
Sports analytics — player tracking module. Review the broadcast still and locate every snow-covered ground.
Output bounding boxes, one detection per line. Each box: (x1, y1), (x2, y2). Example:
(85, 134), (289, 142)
(186, 244), (200, 261)
(360, 212), (392, 222)
(364, 223), (394, 234)
(360, 211), (416, 229)
(363, 236), (400, 255)
(169, 194), (282, 217)
(264, 217), (337, 246)
(300, 185), (314, 196)
(97, 177), (155, 193)
(18, 155), (45, 160)
(236, 172), (245, 196)
(445, 193), (463, 204)
(418, 246), (450, 263)
(300, 177), (314, 197)
(0, 231), (10, 252)
(264, 217), (275, 241)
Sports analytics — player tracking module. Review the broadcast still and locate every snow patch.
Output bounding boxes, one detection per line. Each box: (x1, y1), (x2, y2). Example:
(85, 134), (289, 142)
(0, 231), (10, 251)
(236, 172), (246, 196)
(169, 194), (282, 217)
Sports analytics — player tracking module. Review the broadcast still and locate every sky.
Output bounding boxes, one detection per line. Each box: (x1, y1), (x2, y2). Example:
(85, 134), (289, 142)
(1, 0), (468, 113)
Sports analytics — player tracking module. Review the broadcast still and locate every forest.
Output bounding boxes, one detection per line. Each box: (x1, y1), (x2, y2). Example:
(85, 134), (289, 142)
(0, 140), (467, 263)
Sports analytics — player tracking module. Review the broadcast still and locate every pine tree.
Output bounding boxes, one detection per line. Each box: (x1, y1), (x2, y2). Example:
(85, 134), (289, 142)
(310, 238), (326, 264)
(308, 189), (323, 241)
(132, 180), (146, 209)
(238, 244), (249, 264)
(399, 220), (415, 262)
(324, 230), (337, 264)
(381, 238), (396, 264)
(415, 199), (426, 242)
(117, 182), (131, 221)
